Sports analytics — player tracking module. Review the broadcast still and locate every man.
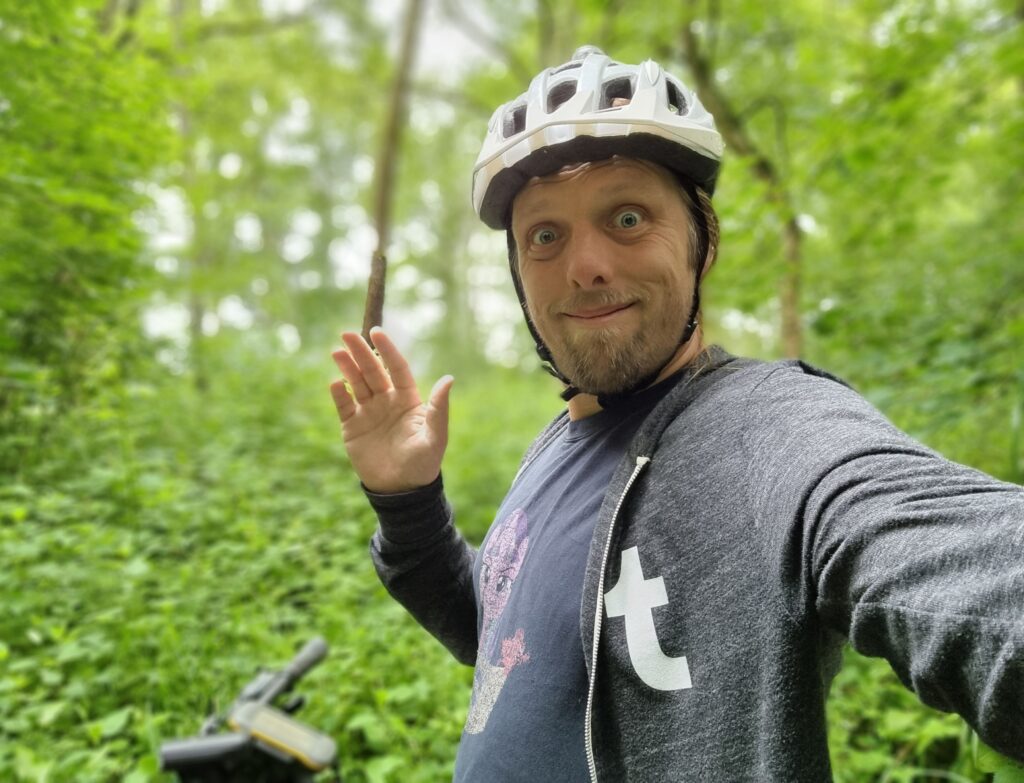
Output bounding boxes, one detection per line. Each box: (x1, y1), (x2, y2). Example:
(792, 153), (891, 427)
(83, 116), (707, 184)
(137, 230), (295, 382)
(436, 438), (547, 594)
(330, 47), (1024, 781)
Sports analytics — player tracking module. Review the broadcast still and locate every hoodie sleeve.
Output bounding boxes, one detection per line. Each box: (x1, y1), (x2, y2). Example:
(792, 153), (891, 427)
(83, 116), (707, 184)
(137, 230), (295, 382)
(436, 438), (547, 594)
(367, 475), (479, 666)
(745, 361), (1024, 762)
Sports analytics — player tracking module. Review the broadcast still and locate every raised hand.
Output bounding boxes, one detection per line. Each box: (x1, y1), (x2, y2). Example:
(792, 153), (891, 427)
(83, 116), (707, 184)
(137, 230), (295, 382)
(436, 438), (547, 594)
(329, 328), (453, 494)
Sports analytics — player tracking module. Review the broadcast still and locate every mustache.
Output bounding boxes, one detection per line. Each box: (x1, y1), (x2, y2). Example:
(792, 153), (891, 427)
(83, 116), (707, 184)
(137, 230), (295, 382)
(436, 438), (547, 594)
(548, 289), (649, 316)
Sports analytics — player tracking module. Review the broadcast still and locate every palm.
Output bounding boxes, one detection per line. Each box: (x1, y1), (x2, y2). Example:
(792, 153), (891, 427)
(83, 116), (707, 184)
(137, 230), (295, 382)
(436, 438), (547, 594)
(343, 388), (433, 485)
(330, 329), (453, 494)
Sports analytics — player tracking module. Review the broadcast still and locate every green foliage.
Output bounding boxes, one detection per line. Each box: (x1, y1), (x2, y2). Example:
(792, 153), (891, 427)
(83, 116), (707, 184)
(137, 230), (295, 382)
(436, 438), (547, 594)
(827, 647), (982, 782)
(0, 343), (493, 781)
(1, 0), (1021, 779)
(977, 736), (1024, 783)
(0, 1), (173, 430)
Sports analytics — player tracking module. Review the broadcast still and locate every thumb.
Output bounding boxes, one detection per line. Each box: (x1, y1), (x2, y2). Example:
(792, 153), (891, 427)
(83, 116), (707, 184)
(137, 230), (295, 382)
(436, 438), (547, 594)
(425, 375), (454, 444)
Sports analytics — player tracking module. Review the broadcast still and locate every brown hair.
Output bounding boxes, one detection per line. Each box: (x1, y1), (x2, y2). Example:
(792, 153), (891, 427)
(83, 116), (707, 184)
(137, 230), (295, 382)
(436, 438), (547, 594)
(675, 180), (720, 279)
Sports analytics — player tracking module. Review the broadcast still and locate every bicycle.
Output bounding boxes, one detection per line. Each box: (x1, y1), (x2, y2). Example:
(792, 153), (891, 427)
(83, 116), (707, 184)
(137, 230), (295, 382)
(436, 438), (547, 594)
(159, 637), (341, 782)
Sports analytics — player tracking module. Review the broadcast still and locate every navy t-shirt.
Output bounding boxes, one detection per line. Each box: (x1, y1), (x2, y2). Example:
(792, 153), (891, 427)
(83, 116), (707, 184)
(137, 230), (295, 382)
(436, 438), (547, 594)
(453, 379), (678, 781)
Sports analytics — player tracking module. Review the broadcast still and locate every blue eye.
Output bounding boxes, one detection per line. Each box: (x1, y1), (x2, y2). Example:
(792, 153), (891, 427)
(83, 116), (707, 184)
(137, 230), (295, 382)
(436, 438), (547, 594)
(531, 227), (558, 245)
(614, 210), (642, 229)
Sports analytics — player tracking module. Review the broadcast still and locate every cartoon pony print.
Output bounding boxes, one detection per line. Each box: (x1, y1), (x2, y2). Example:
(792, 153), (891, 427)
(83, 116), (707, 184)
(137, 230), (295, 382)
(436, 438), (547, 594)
(465, 508), (531, 734)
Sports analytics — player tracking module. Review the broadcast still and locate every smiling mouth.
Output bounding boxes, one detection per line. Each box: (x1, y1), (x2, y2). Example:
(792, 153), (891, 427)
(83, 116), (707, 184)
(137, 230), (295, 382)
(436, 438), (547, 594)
(564, 303), (635, 321)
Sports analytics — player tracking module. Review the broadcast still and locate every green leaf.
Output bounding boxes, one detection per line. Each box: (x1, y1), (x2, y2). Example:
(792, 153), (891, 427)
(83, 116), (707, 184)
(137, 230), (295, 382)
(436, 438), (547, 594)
(123, 756), (160, 783)
(36, 701), (66, 727)
(995, 768), (1024, 783)
(123, 557), (150, 578)
(364, 754), (405, 783)
(13, 745), (52, 780)
(977, 738), (1024, 773)
(96, 706), (133, 739)
(346, 710), (389, 749)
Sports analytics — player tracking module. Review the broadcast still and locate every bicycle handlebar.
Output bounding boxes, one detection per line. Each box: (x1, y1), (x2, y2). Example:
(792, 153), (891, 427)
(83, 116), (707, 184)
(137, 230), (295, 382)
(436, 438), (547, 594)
(257, 636), (328, 706)
(159, 637), (339, 782)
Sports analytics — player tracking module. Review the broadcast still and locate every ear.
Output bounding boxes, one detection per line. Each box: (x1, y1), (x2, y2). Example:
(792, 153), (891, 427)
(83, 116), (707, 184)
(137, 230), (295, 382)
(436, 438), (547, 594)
(515, 536), (530, 565)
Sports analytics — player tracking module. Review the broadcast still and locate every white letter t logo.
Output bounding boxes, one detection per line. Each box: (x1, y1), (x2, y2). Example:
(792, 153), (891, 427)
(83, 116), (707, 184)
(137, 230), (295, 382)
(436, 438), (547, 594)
(604, 546), (692, 691)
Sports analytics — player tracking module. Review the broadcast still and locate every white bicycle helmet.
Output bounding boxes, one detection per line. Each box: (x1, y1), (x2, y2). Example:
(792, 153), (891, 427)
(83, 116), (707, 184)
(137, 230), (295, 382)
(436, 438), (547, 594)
(472, 45), (724, 229)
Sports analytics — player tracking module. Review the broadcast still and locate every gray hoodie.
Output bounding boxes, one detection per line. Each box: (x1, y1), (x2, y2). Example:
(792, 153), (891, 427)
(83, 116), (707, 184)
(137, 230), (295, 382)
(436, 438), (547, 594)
(369, 351), (1024, 781)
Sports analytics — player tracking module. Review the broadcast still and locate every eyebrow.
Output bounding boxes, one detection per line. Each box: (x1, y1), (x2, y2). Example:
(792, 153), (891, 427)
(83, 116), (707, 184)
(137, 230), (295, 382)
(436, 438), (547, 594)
(515, 181), (658, 224)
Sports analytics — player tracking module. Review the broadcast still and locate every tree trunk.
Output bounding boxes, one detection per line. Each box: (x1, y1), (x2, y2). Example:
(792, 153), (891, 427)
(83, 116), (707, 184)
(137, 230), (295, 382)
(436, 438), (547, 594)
(780, 215), (801, 358)
(679, 11), (803, 358)
(362, 0), (426, 342)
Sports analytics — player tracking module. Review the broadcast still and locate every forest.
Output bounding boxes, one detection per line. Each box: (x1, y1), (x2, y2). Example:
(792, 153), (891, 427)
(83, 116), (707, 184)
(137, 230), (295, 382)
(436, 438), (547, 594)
(0, 0), (1022, 780)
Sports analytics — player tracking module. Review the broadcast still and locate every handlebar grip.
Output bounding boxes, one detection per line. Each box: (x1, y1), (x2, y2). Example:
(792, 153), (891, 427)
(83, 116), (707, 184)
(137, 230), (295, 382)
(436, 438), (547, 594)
(160, 733), (250, 769)
(283, 637), (328, 684)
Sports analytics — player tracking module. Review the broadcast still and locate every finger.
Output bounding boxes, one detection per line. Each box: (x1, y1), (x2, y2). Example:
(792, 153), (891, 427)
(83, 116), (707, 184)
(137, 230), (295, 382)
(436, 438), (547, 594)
(333, 348), (372, 403)
(330, 347), (351, 374)
(425, 375), (454, 446)
(341, 332), (391, 394)
(329, 379), (356, 422)
(369, 327), (417, 392)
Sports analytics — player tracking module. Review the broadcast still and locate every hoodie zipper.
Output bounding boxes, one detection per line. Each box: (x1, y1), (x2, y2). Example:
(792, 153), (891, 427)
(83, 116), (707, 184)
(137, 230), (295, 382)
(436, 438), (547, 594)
(584, 454), (651, 783)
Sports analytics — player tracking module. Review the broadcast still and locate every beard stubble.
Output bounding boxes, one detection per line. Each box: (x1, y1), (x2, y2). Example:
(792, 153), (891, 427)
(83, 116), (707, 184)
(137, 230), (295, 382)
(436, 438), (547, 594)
(535, 286), (690, 396)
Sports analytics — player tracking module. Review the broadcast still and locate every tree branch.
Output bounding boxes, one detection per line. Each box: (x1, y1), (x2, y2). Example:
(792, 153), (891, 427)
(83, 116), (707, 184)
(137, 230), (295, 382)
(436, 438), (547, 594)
(706, 0), (720, 66)
(97, 0), (120, 35)
(193, 14), (310, 41)
(412, 80), (497, 118)
(362, 0), (426, 339)
(439, 0), (535, 85)
(193, 3), (328, 42)
(680, 16), (759, 160)
(738, 95), (790, 170)
(112, 0), (145, 49)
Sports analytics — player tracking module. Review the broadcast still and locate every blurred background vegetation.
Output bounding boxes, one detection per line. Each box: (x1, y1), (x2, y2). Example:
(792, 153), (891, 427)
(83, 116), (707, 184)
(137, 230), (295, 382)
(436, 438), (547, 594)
(0, 0), (1021, 780)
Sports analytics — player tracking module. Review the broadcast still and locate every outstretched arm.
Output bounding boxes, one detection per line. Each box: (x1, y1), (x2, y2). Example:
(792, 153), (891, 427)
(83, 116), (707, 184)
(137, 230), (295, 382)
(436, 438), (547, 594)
(747, 363), (1024, 762)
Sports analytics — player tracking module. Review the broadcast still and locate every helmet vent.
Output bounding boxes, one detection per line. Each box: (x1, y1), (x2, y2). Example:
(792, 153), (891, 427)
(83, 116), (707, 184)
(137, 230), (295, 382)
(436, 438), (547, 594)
(503, 103), (527, 139)
(547, 80), (577, 113)
(600, 76), (635, 109)
(666, 79), (688, 115)
(473, 50), (725, 229)
(552, 61), (583, 74)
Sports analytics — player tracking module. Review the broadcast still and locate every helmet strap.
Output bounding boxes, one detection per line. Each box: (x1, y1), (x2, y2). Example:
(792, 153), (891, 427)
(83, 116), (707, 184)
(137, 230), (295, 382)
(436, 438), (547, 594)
(506, 231), (581, 399)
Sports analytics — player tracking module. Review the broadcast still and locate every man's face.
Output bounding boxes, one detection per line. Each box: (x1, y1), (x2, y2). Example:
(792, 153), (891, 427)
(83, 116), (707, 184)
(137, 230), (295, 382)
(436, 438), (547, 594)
(511, 158), (696, 396)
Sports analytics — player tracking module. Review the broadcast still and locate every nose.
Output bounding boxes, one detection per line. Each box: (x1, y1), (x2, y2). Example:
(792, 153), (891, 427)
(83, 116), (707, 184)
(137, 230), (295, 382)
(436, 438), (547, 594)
(565, 225), (615, 289)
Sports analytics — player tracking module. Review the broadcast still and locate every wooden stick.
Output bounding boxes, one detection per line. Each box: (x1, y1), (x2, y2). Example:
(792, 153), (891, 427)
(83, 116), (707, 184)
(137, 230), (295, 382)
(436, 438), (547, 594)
(362, 0), (426, 342)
